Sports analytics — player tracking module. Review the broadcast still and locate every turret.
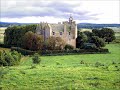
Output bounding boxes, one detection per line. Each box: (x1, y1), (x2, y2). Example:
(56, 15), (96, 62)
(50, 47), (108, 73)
(69, 15), (73, 24)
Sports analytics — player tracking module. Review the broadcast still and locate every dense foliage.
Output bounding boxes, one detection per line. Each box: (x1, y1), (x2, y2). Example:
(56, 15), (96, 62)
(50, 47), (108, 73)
(23, 31), (43, 51)
(4, 24), (37, 47)
(76, 31), (88, 48)
(92, 28), (115, 44)
(76, 28), (115, 48)
(90, 36), (105, 48)
(45, 36), (65, 50)
(0, 51), (22, 66)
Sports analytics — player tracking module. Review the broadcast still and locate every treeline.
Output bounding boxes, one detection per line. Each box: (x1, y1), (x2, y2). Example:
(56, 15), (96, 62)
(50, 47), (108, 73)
(77, 23), (120, 29)
(76, 28), (115, 49)
(4, 24), (37, 47)
(0, 22), (37, 27)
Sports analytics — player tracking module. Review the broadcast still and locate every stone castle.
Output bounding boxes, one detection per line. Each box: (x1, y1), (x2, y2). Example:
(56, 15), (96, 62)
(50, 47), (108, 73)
(36, 16), (77, 48)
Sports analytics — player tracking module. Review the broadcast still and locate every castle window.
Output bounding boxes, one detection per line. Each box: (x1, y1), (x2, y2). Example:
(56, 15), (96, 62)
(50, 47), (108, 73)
(53, 32), (55, 35)
(69, 32), (70, 35)
(60, 32), (62, 35)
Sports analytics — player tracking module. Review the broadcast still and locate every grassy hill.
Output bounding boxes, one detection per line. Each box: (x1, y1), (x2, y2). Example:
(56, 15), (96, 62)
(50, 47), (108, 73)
(0, 43), (120, 90)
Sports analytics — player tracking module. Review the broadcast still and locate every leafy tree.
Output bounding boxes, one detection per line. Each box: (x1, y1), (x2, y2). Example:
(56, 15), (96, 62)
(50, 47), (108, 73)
(46, 36), (65, 50)
(92, 28), (115, 44)
(4, 24), (37, 47)
(23, 31), (44, 51)
(101, 28), (115, 44)
(83, 31), (94, 40)
(92, 29), (102, 37)
(76, 32), (88, 48)
(90, 36), (105, 48)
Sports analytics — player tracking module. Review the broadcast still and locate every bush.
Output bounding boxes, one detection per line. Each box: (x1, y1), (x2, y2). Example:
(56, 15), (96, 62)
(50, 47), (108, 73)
(32, 53), (41, 64)
(64, 44), (74, 50)
(0, 51), (22, 66)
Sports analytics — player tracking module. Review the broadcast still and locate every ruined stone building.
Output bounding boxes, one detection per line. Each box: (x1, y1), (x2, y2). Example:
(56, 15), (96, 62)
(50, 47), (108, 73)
(36, 16), (77, 48)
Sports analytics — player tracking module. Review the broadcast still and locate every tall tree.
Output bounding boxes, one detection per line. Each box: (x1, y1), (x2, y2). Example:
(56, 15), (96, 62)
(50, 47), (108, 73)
(23, 31), (43, 51)
(76, 32), (88, 48)
(46, 36), (65, 50)
(101, 28), (115, 44)
(92, 28), (115, 44)
(90, 36), (105, 48)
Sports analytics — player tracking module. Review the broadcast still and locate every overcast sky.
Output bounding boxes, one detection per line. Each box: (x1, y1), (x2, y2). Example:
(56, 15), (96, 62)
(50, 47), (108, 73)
(0, 0), (120, 24)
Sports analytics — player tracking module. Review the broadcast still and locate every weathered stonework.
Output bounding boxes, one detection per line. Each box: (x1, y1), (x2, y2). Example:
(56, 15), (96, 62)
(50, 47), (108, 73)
(36, 16), (77, 48)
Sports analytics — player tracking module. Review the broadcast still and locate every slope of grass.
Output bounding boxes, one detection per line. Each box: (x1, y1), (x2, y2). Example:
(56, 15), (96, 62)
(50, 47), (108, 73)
(0, 44), (120, 90)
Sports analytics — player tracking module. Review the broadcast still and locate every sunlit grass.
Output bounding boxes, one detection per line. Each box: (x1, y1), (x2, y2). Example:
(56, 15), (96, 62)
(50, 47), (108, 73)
(0, 44), (120, 90)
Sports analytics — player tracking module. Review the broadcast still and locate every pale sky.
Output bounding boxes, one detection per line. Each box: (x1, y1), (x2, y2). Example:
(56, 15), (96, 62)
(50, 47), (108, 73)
(0, 0), (120, 24)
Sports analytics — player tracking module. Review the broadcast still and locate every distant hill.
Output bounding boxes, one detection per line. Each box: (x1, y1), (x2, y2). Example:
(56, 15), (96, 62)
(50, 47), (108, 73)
(0, 22), (36, 27)
(0, 22), (120, 29)
(77, 23), (120, 29)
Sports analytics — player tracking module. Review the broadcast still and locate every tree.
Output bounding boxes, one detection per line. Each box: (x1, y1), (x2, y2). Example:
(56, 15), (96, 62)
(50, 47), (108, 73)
(101, 28), (115, 44)
(23, 31), (44, 51)
(92, 28), (115, 44)
(4, 24), (37, 47)
(90, 36), (105, 48)
(83, 31), (93, 39)
(46, 36), (65, 50)
(92, 29), (102, 38)
(76, 32), (88, 48)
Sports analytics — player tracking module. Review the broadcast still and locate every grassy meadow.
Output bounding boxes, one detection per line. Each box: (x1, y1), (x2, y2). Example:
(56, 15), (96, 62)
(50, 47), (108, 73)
(0, 43), (120, 90)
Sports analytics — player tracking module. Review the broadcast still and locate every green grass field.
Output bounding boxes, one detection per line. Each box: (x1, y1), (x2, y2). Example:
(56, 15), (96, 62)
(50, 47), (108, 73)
(0, 44), (120, 90)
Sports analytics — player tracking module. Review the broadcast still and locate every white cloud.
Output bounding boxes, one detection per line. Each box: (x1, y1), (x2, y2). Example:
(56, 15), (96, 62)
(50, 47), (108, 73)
(0, 0), (120, 24)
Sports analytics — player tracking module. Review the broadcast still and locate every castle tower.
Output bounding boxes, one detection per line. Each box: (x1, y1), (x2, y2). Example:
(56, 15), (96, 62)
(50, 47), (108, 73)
(69, 15), (73, 24)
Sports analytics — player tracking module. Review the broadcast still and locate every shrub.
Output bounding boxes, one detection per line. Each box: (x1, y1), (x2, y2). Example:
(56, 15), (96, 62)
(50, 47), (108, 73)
(32, 53), (41, 64)
(0, 51), (22, 66)
(64, 44), (74, 50)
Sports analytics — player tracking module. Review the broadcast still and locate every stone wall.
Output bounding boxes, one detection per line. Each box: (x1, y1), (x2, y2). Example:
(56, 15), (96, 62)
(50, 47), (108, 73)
(36, 18), (77, 48)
